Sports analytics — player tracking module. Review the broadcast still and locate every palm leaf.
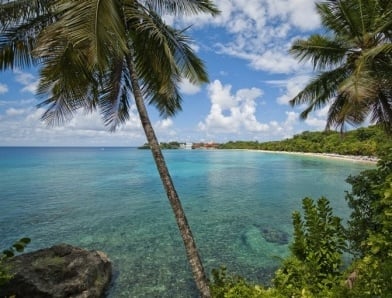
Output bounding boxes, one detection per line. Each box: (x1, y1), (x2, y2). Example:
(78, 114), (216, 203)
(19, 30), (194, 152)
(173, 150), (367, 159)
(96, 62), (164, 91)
(52, 0), (128, 71)
(0, 0), (52, 26)
(98, 56), (132, 131)
(290, 35), (347, 70)
(369, 91), (392, 133)
(0, 0), (54, 70)
(290, 67), (348, 109)
(36, 39), (96, 126)
(126, 4), (208, 117)
(143, 0), (220, 16)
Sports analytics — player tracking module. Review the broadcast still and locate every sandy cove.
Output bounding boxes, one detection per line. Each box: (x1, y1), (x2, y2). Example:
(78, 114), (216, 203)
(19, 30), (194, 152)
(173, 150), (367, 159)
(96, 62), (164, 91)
(249, 150), (379, 164)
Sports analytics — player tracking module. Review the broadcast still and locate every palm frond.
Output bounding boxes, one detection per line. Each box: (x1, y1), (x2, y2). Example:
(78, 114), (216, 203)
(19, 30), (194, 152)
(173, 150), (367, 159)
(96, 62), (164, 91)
(52, 0), (128, 71)
(339, 67), (378, 103)
(325, 93), (369, 132)
(36, 38), (96, 126)
(362, 44), (392, 62)
(98, 57), (132, 131)
(317, 0), (371, 41)
(142, 0), (220, 16)
(168, 28), (209, 84)
(0, 0), (53, 26)
(0, 0), (54, 70)
(290, 67), (348, 109)
(369, 91), (392, 133)
(126, 4), (208, 117)
(290, 35), (347, 70)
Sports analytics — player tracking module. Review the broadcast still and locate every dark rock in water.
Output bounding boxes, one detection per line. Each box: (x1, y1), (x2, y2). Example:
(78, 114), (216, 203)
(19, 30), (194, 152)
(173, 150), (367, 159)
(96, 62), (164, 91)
(0, 243), (112, 298)
(259, 226), (289, 245)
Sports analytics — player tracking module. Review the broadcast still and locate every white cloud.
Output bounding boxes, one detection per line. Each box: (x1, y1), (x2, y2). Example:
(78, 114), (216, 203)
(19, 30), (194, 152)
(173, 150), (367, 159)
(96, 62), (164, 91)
(315, 105), (330, 118)
(198, 80), (268, 134)
(156, 118), (173, 130)
(195, 80), (311, 141)
(270, 75), (310, 105)
(0, 97), (191, 146)
(181, 0), (320, 74)
(179, 78), (202, 95)
(285, 0), (321, 30)
(305, 116), (326, 129)
(6, 107), (28, 116)
(153, 118), (178, 139)
(0, 83), (8, 94)
(0, 103), (147, 146)
(14, 69), (39, 93)
(248, 51), (300, 73)
(260, 111), (299, 140)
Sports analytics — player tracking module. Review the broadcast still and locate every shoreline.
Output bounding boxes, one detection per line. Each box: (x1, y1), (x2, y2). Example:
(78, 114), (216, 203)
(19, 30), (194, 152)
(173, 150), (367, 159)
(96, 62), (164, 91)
(248, 149), (379, 164)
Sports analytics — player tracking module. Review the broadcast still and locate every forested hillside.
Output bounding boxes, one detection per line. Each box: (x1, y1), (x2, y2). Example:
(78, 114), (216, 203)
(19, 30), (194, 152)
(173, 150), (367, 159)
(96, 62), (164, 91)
(219, 126), (392, 156)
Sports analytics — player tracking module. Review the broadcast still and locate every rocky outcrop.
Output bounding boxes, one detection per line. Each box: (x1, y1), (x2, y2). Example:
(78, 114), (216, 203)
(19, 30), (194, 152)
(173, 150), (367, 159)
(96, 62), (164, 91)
(0, 244), (112, 298)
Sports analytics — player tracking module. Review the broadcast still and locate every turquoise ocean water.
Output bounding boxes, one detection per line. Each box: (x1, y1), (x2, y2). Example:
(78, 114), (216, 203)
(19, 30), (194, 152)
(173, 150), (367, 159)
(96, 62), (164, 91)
(0, 147), (373, 297)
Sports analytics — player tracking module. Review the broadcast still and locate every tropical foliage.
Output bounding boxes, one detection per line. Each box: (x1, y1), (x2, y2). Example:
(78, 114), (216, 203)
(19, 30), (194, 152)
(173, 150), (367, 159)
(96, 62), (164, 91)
(211, 267), (283, 298)
(289, 0), (392, 133)
(138, 141), (182, 149)
(342, 150), (392, 297)
(273, 198), (346, 297)
(219, 125), (391, 156)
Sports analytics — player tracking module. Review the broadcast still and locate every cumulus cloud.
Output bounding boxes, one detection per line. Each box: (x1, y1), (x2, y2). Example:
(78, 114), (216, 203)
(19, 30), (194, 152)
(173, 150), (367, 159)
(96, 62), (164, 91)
(179, 78), (202, 95)
(6, 107), (28, 116)
(305, 116), (326, 129)
(198, 80), (268, 134)
(14, 69), (39, 94)
(0, 83), (8, 94)
(0, 102), (149, 146)
(300, 104), (329, 130)
(268, 75), (311, 105)
(196, 80), (308, 141)
(180, 0), (320, 74)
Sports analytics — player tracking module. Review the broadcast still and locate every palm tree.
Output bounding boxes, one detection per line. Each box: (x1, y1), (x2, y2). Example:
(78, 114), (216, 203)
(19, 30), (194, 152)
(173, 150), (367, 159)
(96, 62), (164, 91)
(0, 1), (219, 296)
(289, 0), (392, 133)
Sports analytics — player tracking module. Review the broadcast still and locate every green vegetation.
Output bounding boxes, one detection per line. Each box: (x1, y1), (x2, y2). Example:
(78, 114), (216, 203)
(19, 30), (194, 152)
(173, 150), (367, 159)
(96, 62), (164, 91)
(138, 142), (182, 150)
(273, 198), (346, 297)
(211, 152), (392, 297)
(219, 125), (392, 156)
(0, 238), (30, 286)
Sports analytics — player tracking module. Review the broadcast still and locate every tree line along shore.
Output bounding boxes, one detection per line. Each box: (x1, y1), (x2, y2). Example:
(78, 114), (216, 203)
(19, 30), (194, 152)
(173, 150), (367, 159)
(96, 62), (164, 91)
(140, 125), (391, 160)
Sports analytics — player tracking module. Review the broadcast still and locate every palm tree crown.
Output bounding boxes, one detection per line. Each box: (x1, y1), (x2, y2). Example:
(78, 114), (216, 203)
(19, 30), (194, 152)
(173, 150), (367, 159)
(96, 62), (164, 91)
(290, 0), (392, 133)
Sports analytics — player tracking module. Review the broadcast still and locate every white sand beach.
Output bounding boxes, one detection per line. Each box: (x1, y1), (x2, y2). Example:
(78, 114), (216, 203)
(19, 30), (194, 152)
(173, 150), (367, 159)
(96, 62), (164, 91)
(252, 150), (379, 164)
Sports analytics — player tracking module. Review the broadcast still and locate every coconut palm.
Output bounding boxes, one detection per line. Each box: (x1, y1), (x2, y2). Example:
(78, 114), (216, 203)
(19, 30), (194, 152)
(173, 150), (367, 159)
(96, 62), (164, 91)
(0, 1), (219, 296)
(290, 0), (392, 133)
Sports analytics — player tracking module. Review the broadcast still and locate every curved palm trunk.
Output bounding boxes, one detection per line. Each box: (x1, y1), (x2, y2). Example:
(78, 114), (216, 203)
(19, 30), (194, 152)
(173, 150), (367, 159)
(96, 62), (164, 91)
(126, 55), (211, 297)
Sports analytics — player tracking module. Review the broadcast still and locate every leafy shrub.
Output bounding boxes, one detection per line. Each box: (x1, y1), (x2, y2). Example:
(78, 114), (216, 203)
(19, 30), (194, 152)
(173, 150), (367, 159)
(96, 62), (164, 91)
(273, 197), (346, 296)
(344, 162), (392, 296)
(210, 267), (283, 298)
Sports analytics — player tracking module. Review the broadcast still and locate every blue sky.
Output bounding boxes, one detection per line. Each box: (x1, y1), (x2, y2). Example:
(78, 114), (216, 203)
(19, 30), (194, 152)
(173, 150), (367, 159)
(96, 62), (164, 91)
(0, 0), (331, 147)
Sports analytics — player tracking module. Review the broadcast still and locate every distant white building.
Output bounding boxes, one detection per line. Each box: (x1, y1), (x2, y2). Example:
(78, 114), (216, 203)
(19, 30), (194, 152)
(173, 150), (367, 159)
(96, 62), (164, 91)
(180, 142), (193, 149)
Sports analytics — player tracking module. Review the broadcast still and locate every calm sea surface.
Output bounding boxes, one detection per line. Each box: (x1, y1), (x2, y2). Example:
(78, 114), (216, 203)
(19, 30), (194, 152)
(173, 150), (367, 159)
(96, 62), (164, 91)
(0, 147), (373, 297)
